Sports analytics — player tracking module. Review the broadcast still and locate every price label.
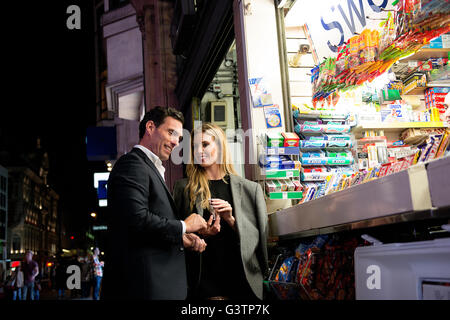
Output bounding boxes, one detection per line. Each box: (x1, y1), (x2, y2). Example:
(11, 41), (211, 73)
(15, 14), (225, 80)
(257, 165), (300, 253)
(278, 148), (285, 154)
(408, 61), (418, 68)
(267, 148), (276, 155)
(282, 192), (288, 199)
(286, 171), (294, 178)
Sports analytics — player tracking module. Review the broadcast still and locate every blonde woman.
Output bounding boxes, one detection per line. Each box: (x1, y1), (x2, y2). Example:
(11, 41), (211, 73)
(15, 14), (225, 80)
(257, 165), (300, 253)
(173, 123), (268, 300)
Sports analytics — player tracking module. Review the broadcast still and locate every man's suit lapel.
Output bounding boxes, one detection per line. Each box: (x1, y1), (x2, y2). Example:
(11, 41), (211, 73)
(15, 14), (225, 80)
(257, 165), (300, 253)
(132, 148), (177, 210)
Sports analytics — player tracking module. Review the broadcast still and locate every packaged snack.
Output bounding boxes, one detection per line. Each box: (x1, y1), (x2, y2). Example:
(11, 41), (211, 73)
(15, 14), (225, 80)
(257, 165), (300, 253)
(275, 256), (298, 282)
(378, 163), (391, 177)
(327, 140), (351, 148)
(301, 140), (327, 149)
(279, 179), (288, 192)
(281, 132), (300, 147)
(418, 136), (435, 162)
(292, 179), (302, 191)
(284, 179), (295, 191)
(436, 130), (450, 158)
(399, 159), (411, 171)
(302, 152), (326, 158)
(272, 180), (282, 192)
(266, 132), (284, 147)
(425, 134), (443, 161)
(265, 180), (276, 193)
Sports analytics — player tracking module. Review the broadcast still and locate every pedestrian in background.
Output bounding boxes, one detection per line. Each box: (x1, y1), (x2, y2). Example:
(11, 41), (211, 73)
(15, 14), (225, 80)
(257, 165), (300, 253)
(92, 247), (104, 300)
(7, 267), (24, 300)
(55, 259), (67, 300)
(173, 123), (268, 300)
(81, 253), (93, 298)
(21, 250), (39, 300)
(33, 268), (42, 300)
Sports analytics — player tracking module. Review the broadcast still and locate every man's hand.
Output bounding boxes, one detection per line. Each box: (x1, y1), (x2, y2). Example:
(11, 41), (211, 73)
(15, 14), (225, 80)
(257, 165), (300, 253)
(184, 213), (207, 233)
(183, 233), (207, 252)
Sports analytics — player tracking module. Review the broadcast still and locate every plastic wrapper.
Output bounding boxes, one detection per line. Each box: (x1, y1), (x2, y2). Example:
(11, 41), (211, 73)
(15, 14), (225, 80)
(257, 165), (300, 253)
(268, 236), (363, 300)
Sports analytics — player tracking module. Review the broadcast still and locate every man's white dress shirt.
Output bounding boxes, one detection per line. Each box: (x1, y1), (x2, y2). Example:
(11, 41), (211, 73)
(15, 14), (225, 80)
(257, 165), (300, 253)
(133, 145), (186, 235)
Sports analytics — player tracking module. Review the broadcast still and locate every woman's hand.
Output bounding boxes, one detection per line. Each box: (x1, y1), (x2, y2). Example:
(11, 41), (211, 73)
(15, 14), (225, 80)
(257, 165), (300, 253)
(210, 198), (236, 230)
(199, 214), (221, 237)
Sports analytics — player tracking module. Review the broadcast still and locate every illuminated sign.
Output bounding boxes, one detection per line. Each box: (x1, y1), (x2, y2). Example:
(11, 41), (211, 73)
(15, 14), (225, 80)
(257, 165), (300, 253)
(285, 0), (392, 61)
(97, 180), (108, 200)
(93, 172), (110, 188)
(93, 225), (108, 231)
(11, 261), (20, 268)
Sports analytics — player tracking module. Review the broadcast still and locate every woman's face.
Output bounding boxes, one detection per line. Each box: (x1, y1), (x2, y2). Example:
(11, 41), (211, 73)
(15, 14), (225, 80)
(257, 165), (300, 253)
(193, 132), (221, 168)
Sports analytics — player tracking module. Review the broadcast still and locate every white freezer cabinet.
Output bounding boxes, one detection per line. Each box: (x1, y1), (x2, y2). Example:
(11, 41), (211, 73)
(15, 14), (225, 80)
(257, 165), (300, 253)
(354, 238), (450, 300)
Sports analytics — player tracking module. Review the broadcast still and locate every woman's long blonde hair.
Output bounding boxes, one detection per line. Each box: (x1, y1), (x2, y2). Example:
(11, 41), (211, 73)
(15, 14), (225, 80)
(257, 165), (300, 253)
(185, 123), (238, 210)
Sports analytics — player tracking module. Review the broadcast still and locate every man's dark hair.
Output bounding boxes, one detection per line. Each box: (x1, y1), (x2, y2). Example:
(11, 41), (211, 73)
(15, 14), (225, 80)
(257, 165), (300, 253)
(139, 106), (184, 140)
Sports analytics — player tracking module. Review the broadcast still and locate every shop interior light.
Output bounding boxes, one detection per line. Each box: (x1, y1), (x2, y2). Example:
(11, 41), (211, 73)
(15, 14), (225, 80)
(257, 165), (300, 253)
(91, 212), (97, 218)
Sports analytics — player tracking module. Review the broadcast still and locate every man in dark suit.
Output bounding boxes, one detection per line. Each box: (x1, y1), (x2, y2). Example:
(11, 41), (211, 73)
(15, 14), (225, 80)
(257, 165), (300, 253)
(102, 106), (207, 300)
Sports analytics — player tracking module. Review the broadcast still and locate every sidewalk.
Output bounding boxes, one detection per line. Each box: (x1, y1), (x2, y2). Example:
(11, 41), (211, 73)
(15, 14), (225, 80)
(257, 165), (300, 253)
(39, 288), (94, 300)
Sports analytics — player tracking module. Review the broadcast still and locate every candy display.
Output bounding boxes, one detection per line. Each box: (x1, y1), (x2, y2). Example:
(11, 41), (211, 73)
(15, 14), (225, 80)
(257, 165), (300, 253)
(311, 0), (450, 105)
(260, 132), (303, 200)
(293, 108), (355, 203)
(265, 0), (450, 303)
(269, 235), (365, 300)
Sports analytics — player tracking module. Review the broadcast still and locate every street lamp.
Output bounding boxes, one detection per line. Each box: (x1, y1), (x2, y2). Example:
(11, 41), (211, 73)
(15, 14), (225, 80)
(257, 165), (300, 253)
(91, 212), (97, 218)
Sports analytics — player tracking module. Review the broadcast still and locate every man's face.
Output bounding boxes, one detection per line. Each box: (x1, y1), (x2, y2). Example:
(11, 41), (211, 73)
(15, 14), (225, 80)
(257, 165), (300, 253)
(147, 116), (183, 161)
(25, 253), (32, 261)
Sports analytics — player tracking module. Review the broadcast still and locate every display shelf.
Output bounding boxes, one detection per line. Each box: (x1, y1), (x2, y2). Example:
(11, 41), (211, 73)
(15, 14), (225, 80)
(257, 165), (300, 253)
(261, 168), (300, 179)
(266, 191), (303, 200)
(268, 161), (450, 239)
(266, 146), (300, 156)
(399, 48), (449, 62)
(352, 121), (447, 135)
(294, 111), (348, 120)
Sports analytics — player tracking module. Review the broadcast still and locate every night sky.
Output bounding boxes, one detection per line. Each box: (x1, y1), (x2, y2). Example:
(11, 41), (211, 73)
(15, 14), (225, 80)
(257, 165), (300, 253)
(1, 2), (103, 236)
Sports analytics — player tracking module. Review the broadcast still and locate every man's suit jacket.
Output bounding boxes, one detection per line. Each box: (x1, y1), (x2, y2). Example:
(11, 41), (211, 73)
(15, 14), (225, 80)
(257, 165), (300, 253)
(102, 148), (187, 300)
(173, 174), (268, 299)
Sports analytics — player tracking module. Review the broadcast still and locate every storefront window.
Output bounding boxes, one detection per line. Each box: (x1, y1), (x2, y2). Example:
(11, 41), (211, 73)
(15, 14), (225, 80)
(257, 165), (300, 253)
(192, 41), (245, 176)
(12, 235), (21, 252)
